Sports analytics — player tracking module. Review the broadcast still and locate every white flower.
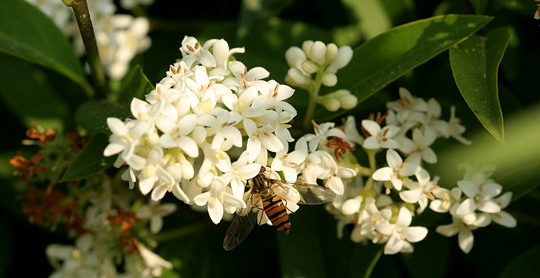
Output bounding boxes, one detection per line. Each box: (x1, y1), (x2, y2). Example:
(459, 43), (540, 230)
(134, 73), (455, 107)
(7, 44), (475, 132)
(193, 177), (246, 224)
(220, 151), (261, 199)
(398, 128), (437, 165)
(136, 201), (177, 234)
(361, 120), (400, 150)
(436, 217), (476, 254)
(103, 117), (151, 171)
(304, 121), (347, 153)
(137, 243), (173, 277)
(376, 207), (428, 254)
(343, 116), (364, 146)
(491, 192), (517, 228)
(372, 149), (420, 191)
(271, 137), (308, 183)
(447, 106), (471, 145)
(399, 168), (439, 213)
(386, 88), (428, 126)
(455, 180), (502, 216)
(430, 187), (462, 213)
(158, 114), (199, 158)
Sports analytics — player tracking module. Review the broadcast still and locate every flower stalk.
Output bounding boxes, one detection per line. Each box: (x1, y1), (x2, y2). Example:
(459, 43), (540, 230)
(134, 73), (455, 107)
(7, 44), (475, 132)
(64, 0), (107, 98)
(303, 69), (324, 129)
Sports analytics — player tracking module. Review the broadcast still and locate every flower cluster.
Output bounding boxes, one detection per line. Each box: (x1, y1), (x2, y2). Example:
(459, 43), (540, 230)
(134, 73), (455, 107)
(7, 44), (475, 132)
(285, 41), (357, 112)
(105, 36), (353, 226)
(321, 88), (507, 255)
(432, 164), (516, 253)
(10, 128), (175, 277)
(46, 188), (176, 278)
(27, 0), (151, 79)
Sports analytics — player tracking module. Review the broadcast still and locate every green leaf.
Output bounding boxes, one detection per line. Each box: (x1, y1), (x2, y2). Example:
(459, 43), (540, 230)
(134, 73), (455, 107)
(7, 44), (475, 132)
(450, 27), (509, 144)
(335, 14), (492, 108)
(61, 133), (114, 181)
(117, 65), (154, 108)
(470, 0), (488, 14)
(0, 54), (68, 131)
(75, 100), (132, 134)
(500, 244), (540, 278)
(342, 0), (393, 39)
(0, 0), (92, 95)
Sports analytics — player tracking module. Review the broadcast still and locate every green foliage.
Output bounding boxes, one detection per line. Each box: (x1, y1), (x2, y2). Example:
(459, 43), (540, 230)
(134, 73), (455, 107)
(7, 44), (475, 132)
(2, 0), (540, 277)
(61, 133), (115, 182)
(0, 54), (69, 131)
(117, 66), (154, 107)
(0, 0), (91, 95)
(450, 27), (509, 144)
(74, 100), (131, 134)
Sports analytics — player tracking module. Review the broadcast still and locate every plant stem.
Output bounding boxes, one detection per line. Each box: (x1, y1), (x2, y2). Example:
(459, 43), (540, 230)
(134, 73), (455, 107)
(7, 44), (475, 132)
(302, 70), (324, 129)
(66, 0), (107, 99)
(364, 248), (383, 278)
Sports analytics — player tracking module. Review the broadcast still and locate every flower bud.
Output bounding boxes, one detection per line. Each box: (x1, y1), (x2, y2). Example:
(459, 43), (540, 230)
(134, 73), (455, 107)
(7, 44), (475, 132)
(192, 126), (207, 144)
(302, 40), (314, 58)
(286, 68), (309, 86)
(175, 96), (190, 117)
(285, 46), (307, 68)
(338, 92), (358, 110)
(327, 45), (353, 72)
(462, 212), (477, 225)
(321, 73), (337, 87)
(147, 132), (160, 146)
(301, 60), (319, 74)
(310, 41), (327, 65)
(325, 43), (338, 62)
(322, 97), (340, 112)
(342, 197), (362, 215)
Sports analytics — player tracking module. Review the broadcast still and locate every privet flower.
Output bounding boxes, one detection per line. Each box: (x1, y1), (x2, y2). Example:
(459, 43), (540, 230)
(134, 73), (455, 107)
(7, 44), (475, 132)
(104, 36), (347, 227)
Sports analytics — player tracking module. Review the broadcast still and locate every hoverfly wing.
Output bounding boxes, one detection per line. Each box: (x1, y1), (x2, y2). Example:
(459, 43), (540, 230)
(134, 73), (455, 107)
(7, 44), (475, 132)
(290, 182), (336, 205)
(223, 207), (257, 251)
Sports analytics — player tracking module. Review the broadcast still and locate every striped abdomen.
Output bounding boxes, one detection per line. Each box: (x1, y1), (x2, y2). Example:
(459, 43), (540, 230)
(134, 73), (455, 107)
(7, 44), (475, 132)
(262, 194), (290, 234)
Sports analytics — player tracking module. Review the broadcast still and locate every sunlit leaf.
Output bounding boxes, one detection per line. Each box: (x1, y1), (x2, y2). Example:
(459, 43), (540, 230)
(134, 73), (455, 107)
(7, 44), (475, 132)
(450, 27), (509, 144)
(316, 14), (492, 122)
(342, 0), (392, 39)
(61, 133), (114, 181)
(75, 100), (131, 134)
(0, 0), (91, 95)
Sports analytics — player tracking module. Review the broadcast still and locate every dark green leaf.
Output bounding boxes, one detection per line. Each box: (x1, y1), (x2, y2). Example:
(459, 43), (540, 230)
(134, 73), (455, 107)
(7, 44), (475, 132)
(61, 133), (114, 181)
(117, 65), (154, 108)
(329, 14), (492, 120)
(0, 54), (69, 131)
(470, 0), (488, 14)
(500, 244), (540, 278)
(75, 100), (132, 134)
(450, 27), (509, 144)
(0, 0), (91, 95)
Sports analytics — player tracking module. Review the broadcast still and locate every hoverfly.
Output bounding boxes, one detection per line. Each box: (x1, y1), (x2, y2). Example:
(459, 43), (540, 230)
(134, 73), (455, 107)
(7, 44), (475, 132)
(223, 166), (336, 251)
